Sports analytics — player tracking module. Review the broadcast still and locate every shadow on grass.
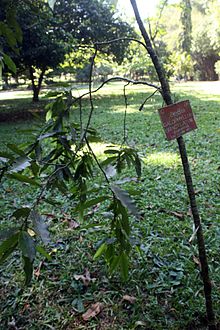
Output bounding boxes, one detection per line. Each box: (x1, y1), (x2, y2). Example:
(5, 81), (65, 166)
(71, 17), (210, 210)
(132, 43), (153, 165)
(0, 87), (53, 121)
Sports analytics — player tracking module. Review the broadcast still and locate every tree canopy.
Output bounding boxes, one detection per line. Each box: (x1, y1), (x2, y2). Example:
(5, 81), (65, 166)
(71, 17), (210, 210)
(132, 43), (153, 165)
(1, 0), (134, 101)
(148, 0), (220, 80)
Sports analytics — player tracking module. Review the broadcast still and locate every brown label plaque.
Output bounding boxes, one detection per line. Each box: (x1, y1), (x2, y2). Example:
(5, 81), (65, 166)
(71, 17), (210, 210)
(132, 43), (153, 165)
(158, 100), (197, 140)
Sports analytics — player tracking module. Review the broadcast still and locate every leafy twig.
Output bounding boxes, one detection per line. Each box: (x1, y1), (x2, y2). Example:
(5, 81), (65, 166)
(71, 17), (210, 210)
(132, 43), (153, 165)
(71, 76), (161, 104)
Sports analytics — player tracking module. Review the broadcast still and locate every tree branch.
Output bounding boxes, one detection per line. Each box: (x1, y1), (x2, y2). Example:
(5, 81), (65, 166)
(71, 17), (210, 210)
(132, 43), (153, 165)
(148, 0), (168, 42)
(71, 76), (161, 106)
(95, 37), (148, 51)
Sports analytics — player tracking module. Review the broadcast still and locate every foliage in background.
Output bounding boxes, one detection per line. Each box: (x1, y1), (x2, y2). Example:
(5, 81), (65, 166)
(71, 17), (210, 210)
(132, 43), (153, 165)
(145, 0), (220, 81)
(1, 0), (134, 100)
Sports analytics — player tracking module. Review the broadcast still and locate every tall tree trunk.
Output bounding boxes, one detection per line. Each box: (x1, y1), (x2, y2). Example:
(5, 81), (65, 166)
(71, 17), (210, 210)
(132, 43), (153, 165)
(29, 66), (46, 102)
(180, 0), (192, 53)
(130, 1), (216, 329)
(195, 54), (219, 81)
(203, 57), (219, 81)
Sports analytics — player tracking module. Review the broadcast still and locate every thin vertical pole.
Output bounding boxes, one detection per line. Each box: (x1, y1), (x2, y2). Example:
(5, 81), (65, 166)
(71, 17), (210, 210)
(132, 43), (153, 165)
(130, 1), (216, 328)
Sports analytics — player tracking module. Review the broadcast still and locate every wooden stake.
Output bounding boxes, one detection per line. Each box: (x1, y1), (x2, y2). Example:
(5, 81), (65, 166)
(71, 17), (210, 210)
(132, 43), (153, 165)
(130, 1), (216, 328)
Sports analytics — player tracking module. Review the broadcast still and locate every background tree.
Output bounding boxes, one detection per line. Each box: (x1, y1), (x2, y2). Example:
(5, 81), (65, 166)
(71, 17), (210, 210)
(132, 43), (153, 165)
(8, 1), (68, 101)
(147, 0), (220, 81)
(2, 0), (134, 101)
(191, 0), (220, 80)
(54, 0), (133, 63)
(177, 0), (193, 80)
(180, 0), (192, 53)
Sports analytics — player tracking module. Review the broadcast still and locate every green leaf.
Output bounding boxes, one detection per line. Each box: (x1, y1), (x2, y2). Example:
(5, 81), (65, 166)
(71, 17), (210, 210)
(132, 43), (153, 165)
(120, 252), (129, 281)
(3, 53), (16, 73)
(43, 197), (61, 206)
(0, 22), (17, 49)
(19, 231), (36, 262)
(111, 184), (140, 218)
(135, 155), (142, 177)
(30, 161), (39, 176)
(105, 244), (114, 262)
(9, 156), (31, 173)
(46, 109), (52, 121)
(101, 156), (117, 167)
(23, 256), (33, 285)
(109, 255), (120, 274)
(6, 8), (22, 43)
(104, 149), (119, 154)
(53, 179), (68, 194)
(36, 245), (52, 260)
(0, 151), (15, 161)
(7, 173), (40, 187)
(94, 242), (107, 260)
(83, 196), (109, 209)
(0, 232), (19, 264)
(6, 143), (25, 156)
(31, 211), (50, 245)
(119, 204), (130, 236)
(12, 207), (31, 219)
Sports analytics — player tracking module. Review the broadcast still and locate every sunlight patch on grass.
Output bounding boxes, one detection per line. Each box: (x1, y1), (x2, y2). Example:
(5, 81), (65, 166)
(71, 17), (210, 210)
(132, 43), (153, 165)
(143, 151), (180, 168)
(109, 104), (158, 114)
(172, 81), (220, 97)
(88, 142), (113, 156)
(110, 105), (139, 113)
(0, 90), (32, 100)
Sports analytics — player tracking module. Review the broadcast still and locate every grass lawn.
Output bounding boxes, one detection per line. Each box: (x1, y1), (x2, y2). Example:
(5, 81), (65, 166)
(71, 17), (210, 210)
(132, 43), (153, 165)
(0, 81), (219, 329)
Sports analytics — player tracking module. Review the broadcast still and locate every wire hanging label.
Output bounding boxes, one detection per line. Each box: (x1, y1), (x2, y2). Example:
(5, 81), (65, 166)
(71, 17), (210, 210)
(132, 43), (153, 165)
(158, 100), (197, 140)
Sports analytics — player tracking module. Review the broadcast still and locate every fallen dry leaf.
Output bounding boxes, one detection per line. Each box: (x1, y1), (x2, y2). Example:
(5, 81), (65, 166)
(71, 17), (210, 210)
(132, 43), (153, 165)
(68, 219), (80, 229)
(193, 256), (201, 269)
(5, 188), (13, 193)
(134, 321), (147, 327)
(170, 211), (185, 219)
(43, 213), (56, 219)
(159, 208), (185, 220)
(82, 302), (103, 321)
(86, 204), (101, 217)
(187, 207), (192, 217)
(122, 295), (137, 304)
(188, 226), (199, 244)
(195, 189), (202, 195)
(34, 261), (44, 278)
(74, 269), (95, 286)
(20, 303), (31, 314)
